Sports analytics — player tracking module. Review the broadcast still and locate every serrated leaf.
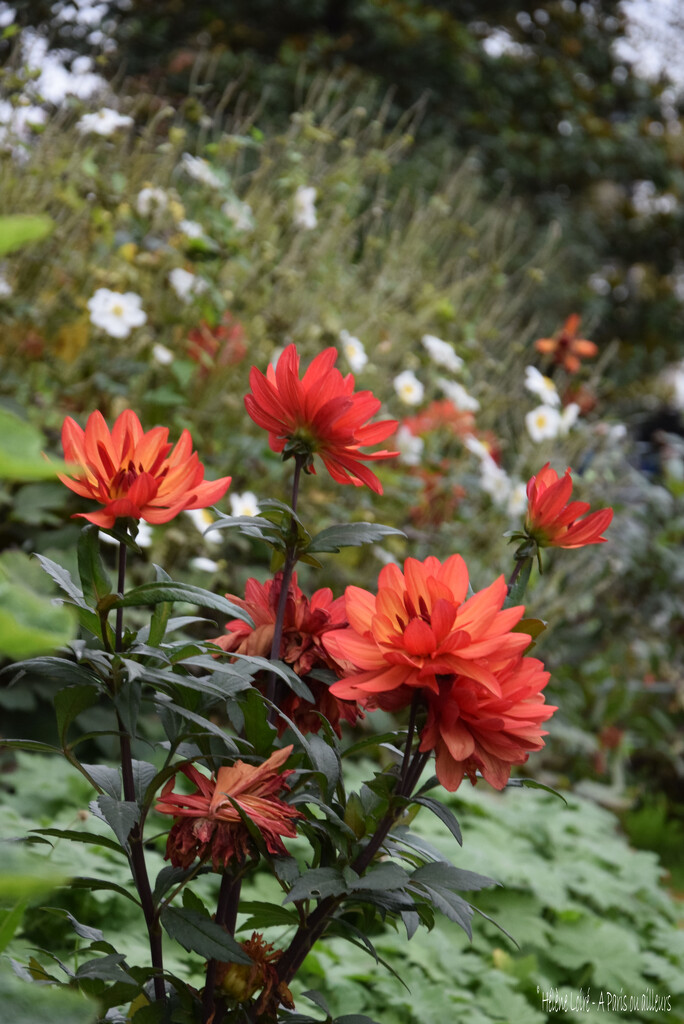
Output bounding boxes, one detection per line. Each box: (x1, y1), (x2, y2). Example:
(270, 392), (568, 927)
(152, 865), (195, 904)
(81, 763), (121, 798)
(158, 701), (238, 752)
(95, 794), (139, 851)
(161, 906), (252, 963)
(283, 867), (348, 904)
(77, 525), (112, 608)
(237, 901), (300, 932)
(54, 684), (99, 744)
(130, 759), (158, 804)
(412, 795), (462, 845)
(411, 862), (498, 892)
(75, 953), (136, 984)
(307, 522), (405, 553)
(114, 582), (254, 625)
(349, 862), (410, 892)
(34, 554), (87, 606)
(41, 907), (104, 942)
(306, 733), (341, 793)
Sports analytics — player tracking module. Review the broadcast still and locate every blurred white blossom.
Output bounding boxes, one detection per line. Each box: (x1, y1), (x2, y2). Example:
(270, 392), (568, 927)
(136, 186), (168, 216)
(394, 369), (424, 406)
(0, 273), (12, 299)
(395, 425), (424, 466)
(507, 481), (528, 517)
(339, 330), (368, 373)
(229, 491), (260, 517)
(190, 556), (220, 573)
(222, 197), (254, 232)
(168, 267), (208, 303)
(524, 365), (560, 406)
(77, 107), (133, 136)
(293, 186), (317, 229)
(421, 334), (463, 372)
(186, 508), (221, 546)
(178, 219), (205, 239)
(181, 153), (223, 189)
(559, 402), (580, 435)
(152, 343), (174, 366)
(525, 404), (561, 442)
(438, 378), (480, 412)
(479, 457), (511, 506)
(87, 288), (146, 338)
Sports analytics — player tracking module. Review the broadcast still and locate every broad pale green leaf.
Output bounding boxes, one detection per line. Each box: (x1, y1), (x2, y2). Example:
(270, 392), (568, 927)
(307, 522), (405, 553)
(75, 953), (136, 984)
(0, 969), (96, 1024)
(0, 213), (53, 255)
(69, 876), (140, 906)
(0, 551), (76, 659)
(161, 906), (252, 963)
(0, 901), (26, 954)
(0, 407), (67, 481)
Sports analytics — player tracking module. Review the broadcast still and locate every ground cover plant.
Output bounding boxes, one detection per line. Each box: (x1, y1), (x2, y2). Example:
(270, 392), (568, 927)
(1, 18), (683, 1024)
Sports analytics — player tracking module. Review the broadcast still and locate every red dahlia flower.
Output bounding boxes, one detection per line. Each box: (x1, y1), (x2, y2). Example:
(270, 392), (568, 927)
(534, 314), (598, 374)
(325, 555), (556, 791)
(59, 409), (231, 529)
(525, 463), (613, 549)
(244, 344), (398, 493)
(155, 747), (303, 870)
(213, 573), (360, 736)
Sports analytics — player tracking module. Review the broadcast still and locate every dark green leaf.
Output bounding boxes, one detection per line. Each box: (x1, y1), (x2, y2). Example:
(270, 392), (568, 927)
(158, 701), (238, 752)
(41, 908), (104, 942)
(81, 763), (121, 798)
(349, 862), (410, 892)
(411, 795), (462, 845)
(30, 828), (125, 856)
(306, 733), (341, 792)
(75, 953), (136, 984)
(505, 777), (568, 803)
(113, 678), (141, 736)
(307, 522), (405, 553)
(6, 657), (99, 688)
(77, 525), (112, 608)
(506, 556), (533, 606)
(0, 901), (26, 954)
(148, 599), (172, 648)
(34, 554), (86, 606)
(237, 902), (300, 932)
(0, 739), (62, 755)
(161, 906), (252, 963)
(130, 760), (158, 804)
(152, 866), (195, 903)
(283, 867), (348, 904)
(69, 877), (141, 905)
(115, 582), (254, 625)
(95, 795), (139, 851)
(411, 862), (498, 892)
(54, 684), (99, 744)
(302, 989), (331, 1015)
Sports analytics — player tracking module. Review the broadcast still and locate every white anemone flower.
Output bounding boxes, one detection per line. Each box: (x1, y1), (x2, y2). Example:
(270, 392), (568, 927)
(87, 288), (147, 338)
(186, 508), (221, 546)
(152, 343), (174, 366)
(395, 425), (424, 466)
(559, 402), (580, 436)
(178, 219), (205, 239)
(339, 330), (368, 373)
(0, 272), (12, 298)
(394, 369), (425, 406)
(525, 366), (560, 406)
(293, 186), (317, 229)
(222, 197), (254, 232)
(421, 334), (464, 372)
(76, 108), (133, 136)
(190, 556), (220, 573)
(136, 187), (168, 216)
(507, 481), (528, 517)
(463, 435), (492, 461)
(229, 492), (260, 517)
(479, 457), (511, 506)
(181, 153), (223, 189)
(525, 404), (561, 442)
(438, 378), (480, 412)
(168, 267), (208, 303)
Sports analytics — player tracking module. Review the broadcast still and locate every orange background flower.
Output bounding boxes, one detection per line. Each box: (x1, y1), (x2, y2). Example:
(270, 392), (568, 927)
(525, 463), (613, 548)
(59, 409), (231, 528)
(244, 344), (398, 493)
(534, 314), (598, 374)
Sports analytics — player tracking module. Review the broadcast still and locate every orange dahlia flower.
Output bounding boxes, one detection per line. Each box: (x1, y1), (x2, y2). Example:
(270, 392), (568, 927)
(244, 344), (398, 493)
(155, 747), (303, 870)
(525, 463), (613, 549)
(213, 573), (360, 736)
(325, 555), (556, 791)
(58, 409), (231, 529)
(216, 931), (294, 1013)
(534, 314), (598, 374)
